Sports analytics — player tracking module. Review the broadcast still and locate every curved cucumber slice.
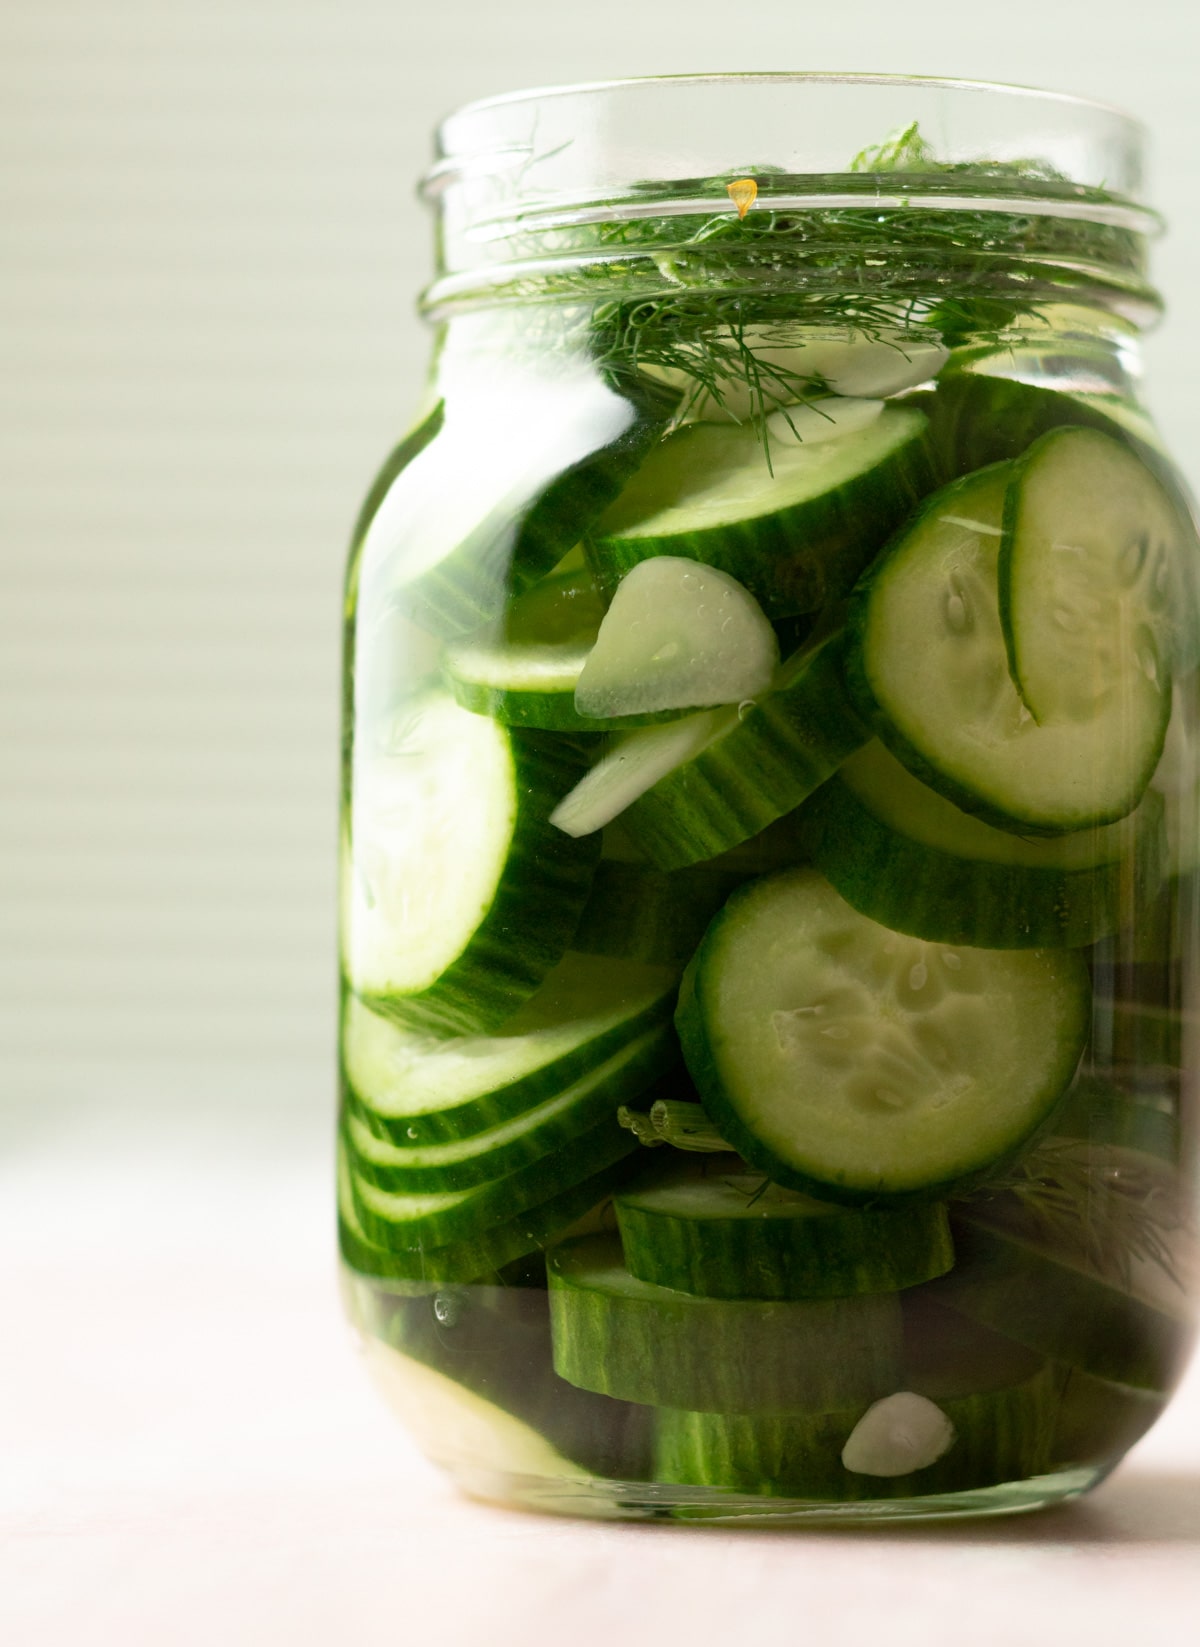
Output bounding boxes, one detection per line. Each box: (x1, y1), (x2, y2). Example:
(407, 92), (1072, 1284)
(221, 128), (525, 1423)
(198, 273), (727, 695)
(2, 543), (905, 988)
(587, 401), (935, 618)
(552, 633), (868, 867)
(676, 868), (1090, 1202)
(342, 953), (679, 1147)
(847, 465), (1167, 832)
(574, 558), (778, 718)
(343, 1112), (639, 1253)
(337, 1137), (637, 1283)
(547, 1234), (903, 1415)
(802, 740), (1165, 949)
(1050, 1074), (1178, 1162)
(343, 689), (600, 1034)
(571, 861), (744, 967)
(940, 1184), (1195, 1391)
(358, 367), (674, 638)
(657, 1300), (1059, 1498)
(613, 1159), (953, 1298)
(1050, 1367), (1165, 1469)
(1000, 430), (1182, 739)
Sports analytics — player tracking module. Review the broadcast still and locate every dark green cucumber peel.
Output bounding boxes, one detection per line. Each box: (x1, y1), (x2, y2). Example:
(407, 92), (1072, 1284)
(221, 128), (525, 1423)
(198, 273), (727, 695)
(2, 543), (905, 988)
(344, 953), (681, 1149)
(1049, 1367), (1166, 1470)
(362, 728), (602, 1037)
(337, 1138), (640, 1284)
(365, 377), (679, 639)
(619, 633), (869, 870)
(344, 1036), (679, 1194)
(656, 1290), (1062, 1500)
(344, 1112), (640, 1253)
(547, 1234), (903, 1416)
(800, 767), (1166, 951)
(345, 1270), (655, 1482)
(933, 1203), (1195, 1391)
(586, 408), (936, 619)
(613, 1163), (954, 1299)
(1049, 1074), (1178, 1164)
(570, 859), (746, 967)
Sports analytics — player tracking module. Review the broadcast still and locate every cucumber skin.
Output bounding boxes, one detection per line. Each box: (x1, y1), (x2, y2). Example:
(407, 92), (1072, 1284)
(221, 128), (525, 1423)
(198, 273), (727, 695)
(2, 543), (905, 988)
(585, 413), (937, 620)
(674, 890), (1092, 1207)
(613, 1188), (954, 1300)
(655, 1360), (1062, 1500)
(571, 860), (746, 968)
(843, 465), (1165, 836)
(344, 1030), (678, 1192)
(801, 775), (1166, 951)
(345, 1271), (655, 1482)
(547, 1236), (904, 1416)
(344, 1113), (640, 1251)
(1050, 1075), (1179, 1163)
(361, 729), (602, 1037)
(620, 636), (870, 870)
(444, 673), (680, 733)
(935, 1208), (1196, 1392)
(384, 384), (678, 640)
(343, 978), (680, 1150)
(338, 1156), (640, 1285)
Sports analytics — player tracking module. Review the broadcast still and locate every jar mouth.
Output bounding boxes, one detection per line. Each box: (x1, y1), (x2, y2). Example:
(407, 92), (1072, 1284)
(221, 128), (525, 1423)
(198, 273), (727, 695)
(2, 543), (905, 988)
(422, 73), (1159, 325)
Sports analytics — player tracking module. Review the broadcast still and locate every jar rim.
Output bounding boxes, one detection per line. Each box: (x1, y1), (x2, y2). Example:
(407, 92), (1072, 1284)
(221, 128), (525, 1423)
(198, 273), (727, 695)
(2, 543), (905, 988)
(440, 72), (1146, 136)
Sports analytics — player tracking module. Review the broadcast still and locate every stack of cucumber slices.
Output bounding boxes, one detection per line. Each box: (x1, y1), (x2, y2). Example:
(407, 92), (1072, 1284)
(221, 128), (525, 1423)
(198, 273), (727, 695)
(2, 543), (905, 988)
(341, 348), (1200, 1504)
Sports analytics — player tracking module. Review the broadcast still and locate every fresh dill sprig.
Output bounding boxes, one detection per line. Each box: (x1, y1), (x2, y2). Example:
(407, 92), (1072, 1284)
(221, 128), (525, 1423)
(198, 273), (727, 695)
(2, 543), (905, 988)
(963, 1137), (1192, 1293)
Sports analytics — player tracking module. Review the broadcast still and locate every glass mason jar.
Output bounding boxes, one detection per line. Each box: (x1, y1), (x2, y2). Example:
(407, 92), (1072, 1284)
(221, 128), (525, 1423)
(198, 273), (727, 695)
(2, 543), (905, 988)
(337, 75), (1200, 1524)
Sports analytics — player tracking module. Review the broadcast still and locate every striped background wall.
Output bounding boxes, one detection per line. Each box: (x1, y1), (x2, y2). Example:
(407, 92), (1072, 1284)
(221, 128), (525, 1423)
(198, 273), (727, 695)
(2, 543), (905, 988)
(4, 1), (1199, 1103)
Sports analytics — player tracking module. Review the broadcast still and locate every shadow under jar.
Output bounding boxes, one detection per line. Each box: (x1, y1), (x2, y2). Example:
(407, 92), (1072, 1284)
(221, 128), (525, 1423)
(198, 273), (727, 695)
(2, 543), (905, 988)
(337, 74), (1200, 1524)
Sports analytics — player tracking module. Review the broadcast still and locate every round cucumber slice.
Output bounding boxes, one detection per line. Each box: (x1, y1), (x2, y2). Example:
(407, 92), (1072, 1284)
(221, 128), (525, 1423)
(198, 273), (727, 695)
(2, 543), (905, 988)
(1000, 430), (1184, 736)
(802, 740), (1166, 950)
(587, 401), (935, 618)
(547, 1234), (903, 1415)
(342, 688), (600, 1035)
(676, 868), (1091, 1203)
(551, 632), (868, 867)
(613, 1159), (953, 1299)
(342, 953), (680, 1147)
(847, 465), (1169, 833)
(574, 558), (778, 718)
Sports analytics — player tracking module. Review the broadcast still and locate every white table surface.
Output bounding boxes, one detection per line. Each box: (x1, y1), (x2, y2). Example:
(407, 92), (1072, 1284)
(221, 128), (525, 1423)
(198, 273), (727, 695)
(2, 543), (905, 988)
(5, 1075), (1200, 1647)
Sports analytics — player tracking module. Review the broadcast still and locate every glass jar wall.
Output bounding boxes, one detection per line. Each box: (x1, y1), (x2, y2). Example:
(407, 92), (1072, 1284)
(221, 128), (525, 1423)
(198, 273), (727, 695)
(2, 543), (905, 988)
(337, 75), (1199, 1523)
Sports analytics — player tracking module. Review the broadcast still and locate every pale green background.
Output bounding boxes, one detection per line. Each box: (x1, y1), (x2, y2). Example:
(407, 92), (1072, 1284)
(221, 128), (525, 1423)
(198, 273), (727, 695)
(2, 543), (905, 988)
(4, 1), (1198, 1106)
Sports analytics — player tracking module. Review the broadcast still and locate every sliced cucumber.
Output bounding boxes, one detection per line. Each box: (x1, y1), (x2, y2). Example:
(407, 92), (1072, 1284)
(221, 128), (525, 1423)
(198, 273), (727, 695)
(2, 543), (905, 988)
(574, 558), (778, 719)
(1050, 1367), (1166, 1469)
(547, 1234), (903, 1415)
(571, 860), (744, 967)
(552, 633), (868, 867)
(1000, 430), (1182, 743)
(613, 1158), (953, 1299)
(342, 953), (679, 1148)
(342, 688), (600, 1035)
(676, 868), (1090, 1203)
(358, 368), (675, 638)
(846, 465), (1168, 832)
(939, 1183), (1195, 1390)
(337, 1133), (640, 1282)
(1050, 1074), (1178, 1162)
(344, 1271), (654, 1482)
(658, 1289), (1059, 1499)
(587, 401), (935, 618)
(802, 740), (1165, 949)
(656, 1362), (1061, 1500)
(345, 1027), (674, 1193)
(343, 1112), (639, 1253)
